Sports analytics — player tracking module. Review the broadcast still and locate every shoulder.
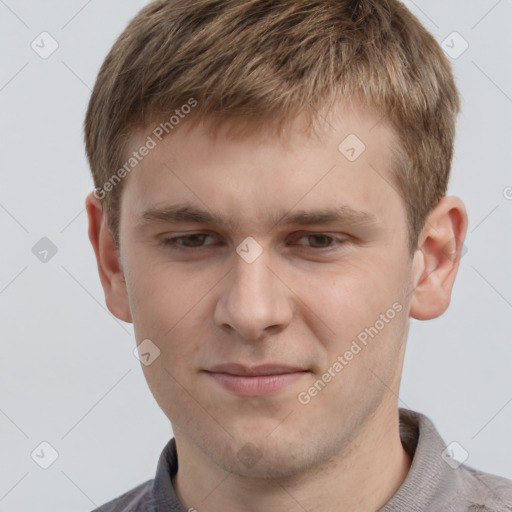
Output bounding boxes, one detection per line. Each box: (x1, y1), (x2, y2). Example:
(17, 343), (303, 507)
(390, 409), (512, 511)
(90, 479), (154, 512)
(454, 464), (512, 511)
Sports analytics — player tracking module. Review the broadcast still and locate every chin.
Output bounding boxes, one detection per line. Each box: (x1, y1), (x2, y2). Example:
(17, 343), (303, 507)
(208, 432), (325, 480)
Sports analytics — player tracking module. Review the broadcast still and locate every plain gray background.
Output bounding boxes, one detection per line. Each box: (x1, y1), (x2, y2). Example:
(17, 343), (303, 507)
(1, 0), (511, 510)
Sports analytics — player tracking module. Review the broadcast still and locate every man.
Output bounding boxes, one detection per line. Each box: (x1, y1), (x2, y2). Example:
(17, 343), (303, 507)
(84, 0), (512, 510)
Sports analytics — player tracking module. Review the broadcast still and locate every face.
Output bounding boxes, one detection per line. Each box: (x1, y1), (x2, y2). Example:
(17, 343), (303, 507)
(117, 105), (417, 478)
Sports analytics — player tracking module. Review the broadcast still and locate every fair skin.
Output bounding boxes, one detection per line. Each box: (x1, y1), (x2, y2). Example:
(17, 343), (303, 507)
(86, 103), (467, 512)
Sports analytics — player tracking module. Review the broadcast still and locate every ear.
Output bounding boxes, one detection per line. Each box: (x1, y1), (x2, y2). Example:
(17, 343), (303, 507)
(85, 191), (132, 323)
(409, 196), (468, 320)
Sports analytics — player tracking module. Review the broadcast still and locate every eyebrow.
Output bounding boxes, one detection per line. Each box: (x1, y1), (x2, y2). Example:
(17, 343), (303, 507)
(136, 203), (380, 232)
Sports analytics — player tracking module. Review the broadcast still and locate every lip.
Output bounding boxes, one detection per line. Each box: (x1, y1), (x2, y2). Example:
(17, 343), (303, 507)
(207, 363), (306, 376)
(204, 363), (309, 396)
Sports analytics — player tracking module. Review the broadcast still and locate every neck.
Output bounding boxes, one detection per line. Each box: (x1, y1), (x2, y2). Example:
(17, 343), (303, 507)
(172, 404), (411, 512)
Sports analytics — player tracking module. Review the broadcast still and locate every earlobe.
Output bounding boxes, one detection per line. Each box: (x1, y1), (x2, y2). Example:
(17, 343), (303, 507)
(409, 196), (468, 321)
(85, 192), (133, 323)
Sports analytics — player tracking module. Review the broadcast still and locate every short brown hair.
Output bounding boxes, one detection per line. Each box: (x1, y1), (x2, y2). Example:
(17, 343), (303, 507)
(84, 0), (460, 253)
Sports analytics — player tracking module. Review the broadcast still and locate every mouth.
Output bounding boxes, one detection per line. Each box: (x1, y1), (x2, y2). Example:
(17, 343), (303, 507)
(203, 363), (310, 396)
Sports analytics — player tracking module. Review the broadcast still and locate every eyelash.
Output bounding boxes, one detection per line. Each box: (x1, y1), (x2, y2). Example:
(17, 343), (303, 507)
(160, 232), (347, 251)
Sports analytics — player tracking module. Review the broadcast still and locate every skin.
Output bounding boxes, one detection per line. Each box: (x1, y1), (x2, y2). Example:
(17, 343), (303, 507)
(86, 103), (467, 512)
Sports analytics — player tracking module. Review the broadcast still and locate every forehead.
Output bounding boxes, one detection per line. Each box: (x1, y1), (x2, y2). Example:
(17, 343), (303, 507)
(120, 103), (404, 234)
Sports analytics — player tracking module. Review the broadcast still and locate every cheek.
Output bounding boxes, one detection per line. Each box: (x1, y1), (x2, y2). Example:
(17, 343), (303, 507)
(297, 256), (404, 332)
(298, 258), (410, 387)
(125, 253), (213, 336)
(126, 258), (217, 390)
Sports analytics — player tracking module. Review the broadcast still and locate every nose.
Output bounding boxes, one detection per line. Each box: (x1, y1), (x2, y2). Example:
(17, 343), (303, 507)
(213, 245), (293, 342)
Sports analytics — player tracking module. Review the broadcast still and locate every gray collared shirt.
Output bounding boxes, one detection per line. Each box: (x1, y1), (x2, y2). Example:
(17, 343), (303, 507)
(92, 408), (512, 511)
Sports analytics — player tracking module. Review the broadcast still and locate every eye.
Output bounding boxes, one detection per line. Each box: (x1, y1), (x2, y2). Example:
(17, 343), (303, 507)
(160, 232), (349, 252)
(161, 233), (216, 248)
(291, 233), (347, 249)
